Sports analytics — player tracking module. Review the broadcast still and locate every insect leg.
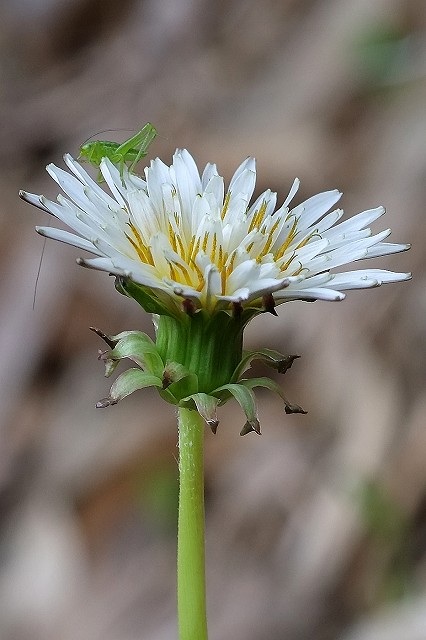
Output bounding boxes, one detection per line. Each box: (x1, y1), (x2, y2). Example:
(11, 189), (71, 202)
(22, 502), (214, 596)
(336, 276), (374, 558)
(114, 123), (157, 173)
(129, 124), (158, 173)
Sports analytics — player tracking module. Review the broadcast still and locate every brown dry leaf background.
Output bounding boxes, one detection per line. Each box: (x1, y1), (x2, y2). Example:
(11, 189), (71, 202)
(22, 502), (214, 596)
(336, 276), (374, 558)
(0, 1), (423, 639)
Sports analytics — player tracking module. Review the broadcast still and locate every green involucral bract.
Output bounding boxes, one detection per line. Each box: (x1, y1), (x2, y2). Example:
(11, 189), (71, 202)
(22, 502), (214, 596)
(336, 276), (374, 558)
(93, 304), (306, 434)
(155, 311), (245, 394)
(115, 278), (181, 318)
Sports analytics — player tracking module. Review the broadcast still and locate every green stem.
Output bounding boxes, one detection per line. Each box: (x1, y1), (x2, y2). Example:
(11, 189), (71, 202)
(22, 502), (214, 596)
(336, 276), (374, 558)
(177, 406), (208, 640)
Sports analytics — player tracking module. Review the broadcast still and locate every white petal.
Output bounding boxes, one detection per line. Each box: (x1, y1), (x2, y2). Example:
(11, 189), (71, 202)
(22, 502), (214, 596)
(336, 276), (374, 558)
(331, 269), (411, 287)
(201, 162), (219, 189)
(203, 174), (224, 210)
(203, 264), (222, 306)
(228, 165), (256, 204)
(36, 226), (101, 254)
(365, 242), (411, 258)
(244, 277), (291, 301)
(19, 190), (52, 213)
(227, 259), (259, 292)
(64, 154), (122, 209)
(283, 178), (300, 208)
(145, 158), (171, 212)
(217, 287), (251, 303)
(277, 287), (346, 302)
(291, 190), (342, 231)
(173, 150), (201, 214)
(229, 157), (255, 192)
(98, 159), (128, 208)
(325, 206), (385, 238)
(39, 196), (94, 239)
(77, 256), (116, 273)
(177, 149), (201, 190)
(315, 208), (344, 233)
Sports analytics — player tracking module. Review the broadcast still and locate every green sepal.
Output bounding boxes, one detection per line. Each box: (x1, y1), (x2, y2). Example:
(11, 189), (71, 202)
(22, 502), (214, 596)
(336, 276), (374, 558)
(91, 327), (147, 347)
(99, 351), (120, 378)
(96, 368), (163, 408)
(232, 349), (300, 381)
(212, 383), (261, 435)
(180, 393), (220, 433)
(158, 361), (199, 405)
(109, 329), (154, 344)
(109, 332), (164, 377)
(159, 374), (199, 405)
(161, 361), (191, 387)
(115, 277), (180, 318)
(239, 376), (307, 415)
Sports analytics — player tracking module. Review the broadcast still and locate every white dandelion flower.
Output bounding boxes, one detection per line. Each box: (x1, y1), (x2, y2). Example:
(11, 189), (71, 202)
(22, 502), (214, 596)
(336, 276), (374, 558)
(20, 146), (412, 431)
(20, 149), (410, 315)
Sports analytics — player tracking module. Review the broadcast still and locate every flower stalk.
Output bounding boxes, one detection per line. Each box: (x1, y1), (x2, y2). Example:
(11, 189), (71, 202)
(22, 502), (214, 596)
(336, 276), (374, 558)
(177, 407), (208, 640)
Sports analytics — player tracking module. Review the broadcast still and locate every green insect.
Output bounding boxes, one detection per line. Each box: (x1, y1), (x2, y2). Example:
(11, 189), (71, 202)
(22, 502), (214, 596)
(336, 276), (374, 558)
(78, 122), (158, 180)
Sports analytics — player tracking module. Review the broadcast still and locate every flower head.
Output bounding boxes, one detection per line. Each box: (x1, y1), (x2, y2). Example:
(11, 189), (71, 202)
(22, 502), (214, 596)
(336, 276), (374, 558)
(20, 150), (410, 318)
(20, 147), (411, 433)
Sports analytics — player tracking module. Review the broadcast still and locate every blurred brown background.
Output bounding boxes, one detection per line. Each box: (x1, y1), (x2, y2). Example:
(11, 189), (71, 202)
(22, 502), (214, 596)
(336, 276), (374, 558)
(0, 0), (422, 638)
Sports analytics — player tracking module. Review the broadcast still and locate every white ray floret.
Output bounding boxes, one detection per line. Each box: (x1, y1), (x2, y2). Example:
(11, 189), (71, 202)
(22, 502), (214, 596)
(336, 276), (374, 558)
(20, 149), (411, 313)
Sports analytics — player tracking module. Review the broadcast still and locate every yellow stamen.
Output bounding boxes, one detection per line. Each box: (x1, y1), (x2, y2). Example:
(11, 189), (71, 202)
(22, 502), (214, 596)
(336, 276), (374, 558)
(221, 253), (238, 294)
(202, 232), (209, 253)
(279, 251), (296, 272)
(218, 245), (226, 271)
(226, 250), (237, 273)
(254, 218), (282, 263)
(275, 217), (298, 261)
(187, 236), (201, 265)
(221, 192), (231, 220)
(210, 233), (217, 262)
(126, 224), (154, 264)
(173, 261), (193, 286)
(295, 233), (312, 250)
(126, 234), (146, 262)
(248, 200), (267, 233)
(175, 233), (186, 260)
(169, 263), (178, 281)
(295, 230), (321, 250)
(128, 222), (143, 245)
(190, 259), (205, 291)
(262, 217), (281, 253)
(168, 221), (178, 252)
(291, 262), (304, 276)
(221, 268), (227, 294)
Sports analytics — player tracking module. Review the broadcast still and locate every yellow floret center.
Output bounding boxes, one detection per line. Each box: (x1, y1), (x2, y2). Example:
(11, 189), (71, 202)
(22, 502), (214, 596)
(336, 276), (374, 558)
(125, 198), (318, 296)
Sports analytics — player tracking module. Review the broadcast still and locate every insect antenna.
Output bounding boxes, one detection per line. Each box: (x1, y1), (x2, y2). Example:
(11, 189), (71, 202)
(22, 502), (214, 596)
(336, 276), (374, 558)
(80, 126), (168, 147)
(80, 128), (137, 146)
(33, 236), (46, 310)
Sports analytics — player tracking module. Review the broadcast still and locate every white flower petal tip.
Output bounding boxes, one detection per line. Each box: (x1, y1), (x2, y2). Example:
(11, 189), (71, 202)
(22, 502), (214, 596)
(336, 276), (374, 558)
(384, 271), (411, 283)
(21, 148), (411, 315)
(19, 190), (51, 214)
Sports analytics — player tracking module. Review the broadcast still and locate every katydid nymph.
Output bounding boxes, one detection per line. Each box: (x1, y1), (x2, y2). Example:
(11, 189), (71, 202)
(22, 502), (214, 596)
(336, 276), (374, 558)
(78, 122), (158, 181)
